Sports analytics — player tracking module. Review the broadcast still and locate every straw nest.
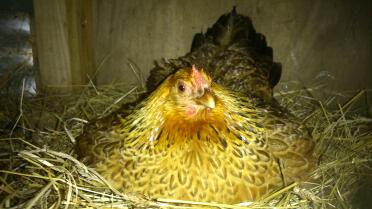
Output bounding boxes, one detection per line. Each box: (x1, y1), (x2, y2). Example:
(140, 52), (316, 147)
(0, 76), (371, 209)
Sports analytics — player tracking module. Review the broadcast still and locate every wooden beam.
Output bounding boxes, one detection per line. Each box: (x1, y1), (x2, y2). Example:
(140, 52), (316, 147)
(33, 0), (94, 94)
(66, 0), (95, 87)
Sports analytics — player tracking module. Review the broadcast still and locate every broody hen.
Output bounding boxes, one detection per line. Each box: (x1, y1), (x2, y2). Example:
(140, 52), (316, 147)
(76, 9), (315, 204)
(147, 7), (282, 100)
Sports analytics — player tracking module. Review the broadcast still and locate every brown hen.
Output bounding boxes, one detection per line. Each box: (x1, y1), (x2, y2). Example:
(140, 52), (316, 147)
(76, 65), (314, 204)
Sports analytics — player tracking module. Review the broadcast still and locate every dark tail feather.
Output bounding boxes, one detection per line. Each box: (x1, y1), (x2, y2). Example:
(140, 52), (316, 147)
(270, 62), (282, 87)
(191, 7), (259, 50)
(190, 7), (281, 87)
(190, 33), (206, 52)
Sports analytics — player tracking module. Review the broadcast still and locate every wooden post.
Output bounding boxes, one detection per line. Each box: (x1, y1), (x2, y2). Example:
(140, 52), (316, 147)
(33, 0), (94, 94)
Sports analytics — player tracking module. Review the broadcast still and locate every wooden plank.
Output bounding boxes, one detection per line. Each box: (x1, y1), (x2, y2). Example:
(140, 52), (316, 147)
(33, 0), (94, 94)
(66, 0), (95, 87)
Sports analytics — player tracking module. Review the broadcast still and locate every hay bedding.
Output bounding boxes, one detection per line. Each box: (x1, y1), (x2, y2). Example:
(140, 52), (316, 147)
(0, 78), (371, 209)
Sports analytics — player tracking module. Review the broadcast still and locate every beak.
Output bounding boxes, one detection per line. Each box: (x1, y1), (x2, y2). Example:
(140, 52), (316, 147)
(196, 89), (215, 109)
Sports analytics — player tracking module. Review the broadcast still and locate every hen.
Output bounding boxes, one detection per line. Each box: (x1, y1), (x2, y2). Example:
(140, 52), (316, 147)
(147, 7), (282, 100)
(76, 64), (314, 203)
(76, 8), (314, 203)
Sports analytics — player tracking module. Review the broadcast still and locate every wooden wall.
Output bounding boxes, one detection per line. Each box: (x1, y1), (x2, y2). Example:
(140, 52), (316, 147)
(33, 0), (372, 93)
(91, 0), (372, 91)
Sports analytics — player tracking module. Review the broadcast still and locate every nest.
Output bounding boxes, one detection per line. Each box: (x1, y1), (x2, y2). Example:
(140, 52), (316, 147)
(0, 77), (371, 209)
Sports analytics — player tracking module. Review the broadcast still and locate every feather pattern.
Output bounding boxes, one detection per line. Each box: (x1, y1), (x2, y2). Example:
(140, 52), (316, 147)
(76, 68), (314, 203)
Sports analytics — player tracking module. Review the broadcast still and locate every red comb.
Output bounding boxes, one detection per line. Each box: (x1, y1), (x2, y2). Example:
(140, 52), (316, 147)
(192, 65), (205, 87)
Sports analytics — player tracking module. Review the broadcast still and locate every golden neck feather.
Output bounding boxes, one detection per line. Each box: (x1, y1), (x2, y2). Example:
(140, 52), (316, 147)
(121, 81), (261, 149)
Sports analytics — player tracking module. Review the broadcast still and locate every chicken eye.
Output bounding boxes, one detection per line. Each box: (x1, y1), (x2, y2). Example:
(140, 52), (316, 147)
(178, 83), (186, 92)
